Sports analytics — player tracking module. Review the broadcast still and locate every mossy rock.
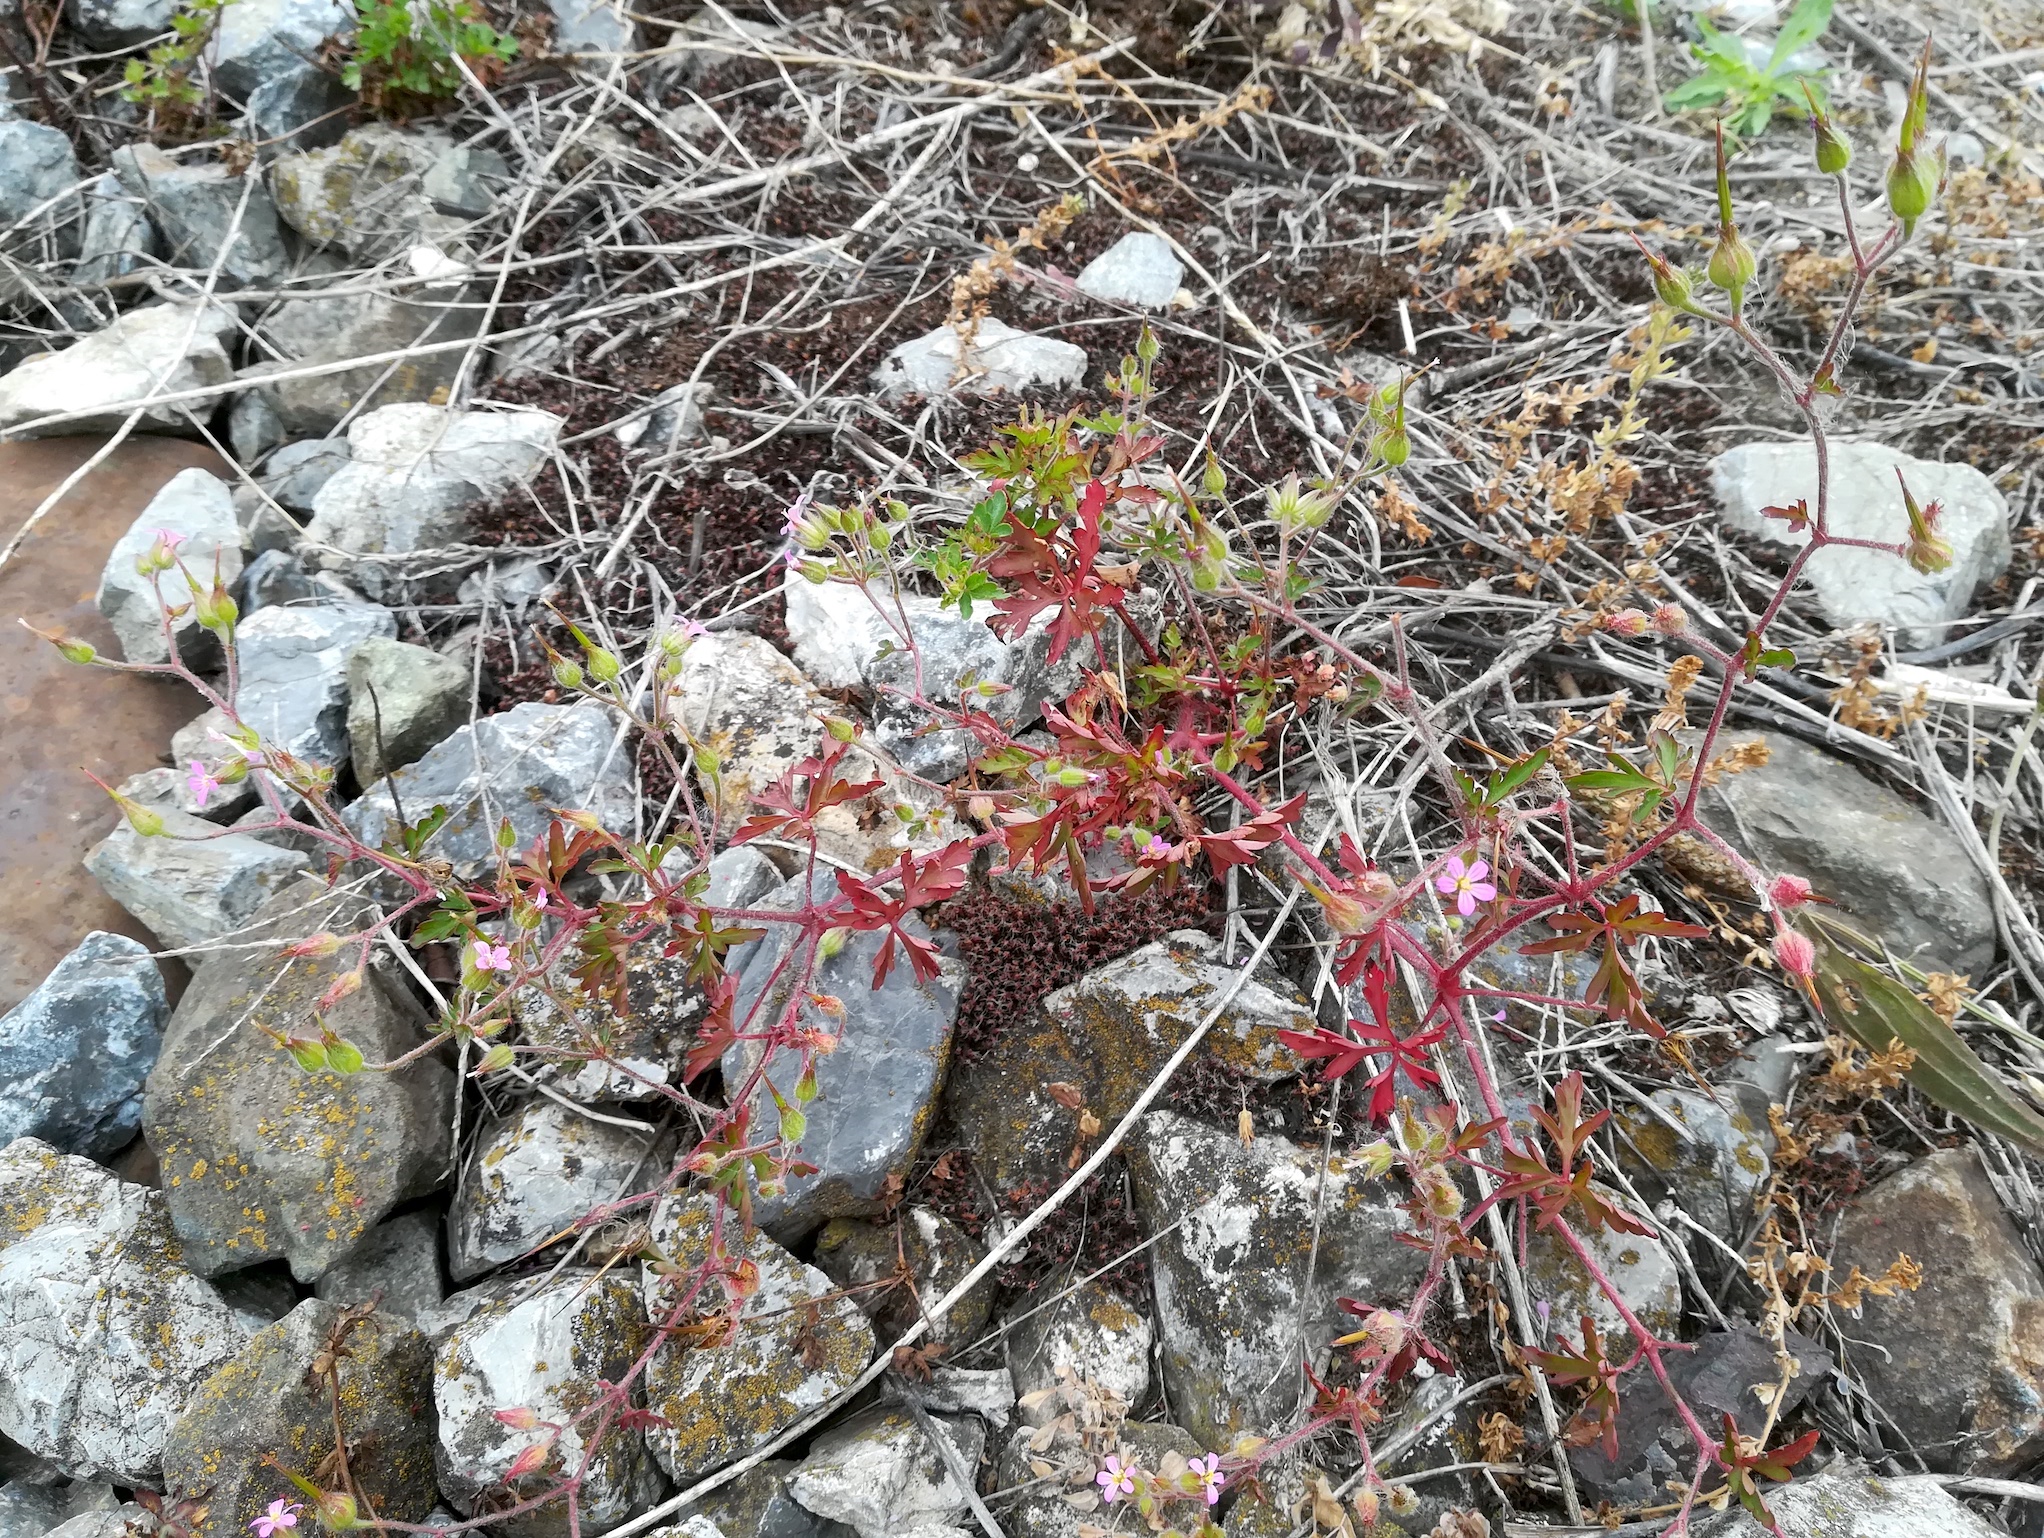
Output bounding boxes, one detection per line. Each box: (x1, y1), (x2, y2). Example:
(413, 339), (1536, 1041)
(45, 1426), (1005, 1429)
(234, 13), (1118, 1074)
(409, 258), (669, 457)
(813, 1206), (991, 1347)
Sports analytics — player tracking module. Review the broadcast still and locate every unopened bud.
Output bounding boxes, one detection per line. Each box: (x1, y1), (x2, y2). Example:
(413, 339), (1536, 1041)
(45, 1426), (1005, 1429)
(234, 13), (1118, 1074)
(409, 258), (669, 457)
(1773, 928), (1816, 980)
(1811, 106), (1852, 175)
(1767, 874), (1813, 910)
(1605, 608), (1650, 637)
(493, 1407), (542, 1431)
(1650, 603), (1687, 636)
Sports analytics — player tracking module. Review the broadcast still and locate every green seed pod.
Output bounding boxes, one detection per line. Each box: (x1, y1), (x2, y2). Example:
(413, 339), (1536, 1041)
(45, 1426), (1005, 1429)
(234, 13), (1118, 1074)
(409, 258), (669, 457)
(587, 646), (621, 684)
(1706, 224), (1757, 301)
(1202, 456), (1227, 498)
(1812, 113), (1851, 175)
(324, 1039), (365, 1074)
(289, 1037), (329, 1073)
(56, 637), (96, 665)
(551, 656), (584, 690)
(1886, 145), (1939, 234)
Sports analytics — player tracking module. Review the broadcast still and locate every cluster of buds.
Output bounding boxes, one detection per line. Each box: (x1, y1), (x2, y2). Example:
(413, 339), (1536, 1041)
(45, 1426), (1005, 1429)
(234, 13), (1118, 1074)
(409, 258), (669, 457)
(1265, 471), (1339, 535)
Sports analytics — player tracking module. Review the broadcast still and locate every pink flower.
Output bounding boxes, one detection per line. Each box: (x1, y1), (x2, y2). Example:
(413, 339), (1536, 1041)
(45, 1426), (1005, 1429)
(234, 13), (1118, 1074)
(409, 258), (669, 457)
(1768, 874), (1813, 911)
(1605, 608), (1649, 637)
(1435, 855), (1497, 917)
(152, 528), (189, 551)
(1135, 831), (1171, 860)
(1095, 1456), (1137, 1503)
(1773, 928), (1816, 980)
(1188, 1453), (1224, 1505)
(530, 886), (550, 911)
(680, 619), (709, 640)
(186, 759), (221, 810)
(251, 1502), (299, 1538)
(472, 938), (512, 972)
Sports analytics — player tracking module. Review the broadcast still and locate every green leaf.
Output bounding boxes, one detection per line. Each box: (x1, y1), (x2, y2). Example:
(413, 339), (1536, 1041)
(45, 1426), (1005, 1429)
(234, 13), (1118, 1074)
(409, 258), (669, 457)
(1484, 746), (1552, 805)
(1768, 0), (1833, 75)
(1663, 72), (1735, 110)
(1807, 920), (2044, 1154)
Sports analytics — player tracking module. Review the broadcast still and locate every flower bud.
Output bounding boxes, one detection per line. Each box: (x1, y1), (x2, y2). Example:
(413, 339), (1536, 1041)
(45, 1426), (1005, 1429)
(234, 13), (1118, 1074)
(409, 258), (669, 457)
(1896, 469), (1953, 574)
(1886, 146), (1940, 234)
(1767, 874), (1813, 911)
(1202, 456), (1227, 499)
(1605, 608), (1650, 637)
(493, 1407), (542, 1431)
(818, 926), (848, 962)
(1773, 928), (1816, 980)
(1811, 107), (1852, 175)
(1650, 603), (1687, 636)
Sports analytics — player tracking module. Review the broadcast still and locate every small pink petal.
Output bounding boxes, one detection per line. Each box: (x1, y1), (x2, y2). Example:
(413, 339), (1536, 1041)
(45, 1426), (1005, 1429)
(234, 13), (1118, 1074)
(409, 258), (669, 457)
(1465, 859), (1489, 882)
(1470, 881), (1497, 903)
(1456, 891), (1477, 917)
(1434, 872), (1457, 896)
(1444, 855), (1467, 880)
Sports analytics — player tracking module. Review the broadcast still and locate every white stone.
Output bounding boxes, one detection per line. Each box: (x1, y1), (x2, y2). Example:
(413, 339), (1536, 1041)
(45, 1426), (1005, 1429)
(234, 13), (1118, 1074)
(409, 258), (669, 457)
(449, 1100), (661, 1281)
(95, 467), (244, 666)
(546, 0), (637, 53)
(0, 1138), (252, 1485)
(874, 317), (1088, 398)
(1007, 1281), (1152, 1424)
(787, 1408), (985, 1538)
(1075, 232), (1184, 308)
(1712, 440), (2011, 638)
(0, 303), (235, 437)
(83, 805), (311, 957)
(211, 0), (352, 97)
(1704, 1461), (2002, 1536)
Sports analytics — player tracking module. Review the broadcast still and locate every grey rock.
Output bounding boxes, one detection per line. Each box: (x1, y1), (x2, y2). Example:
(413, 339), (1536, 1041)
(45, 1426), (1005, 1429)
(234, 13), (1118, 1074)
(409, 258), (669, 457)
(991, 1421), (1200, 1538)
(1713, 440), (2011, 640)
(546, 0), (637, 54)
(1005, 1280), (1152, 1424)
(39, 1504), (144, 1538)
(1074, 232), (1183, 308)
(171, 603), (397, 786)
(247, 274), (482, 435)
(880, 1368), (1014, 1433)
(640, 1194), (875, 1485)
(663, 1459), (856, 1538)
(64, 0), (171, 44)
(271, 125), (459, 258)
(161, 1299), (438, 1538)
(75, 173), (156, 285)
(242, 65), (354, 152)
(1830, 1147), (2044, 1474)
(0, 302), (237, 437)
(314, 1210), (446, 1329)
(96, 466), (244, 666)
(303, 403), (561, 586)
(1523, 1196), (1682, 1359)
(347, 635), (470, 783)
(421, 147), (508, 216)
(0, 932), (165, 1158)
(509, 945), (704, 1106)
(212, 0), (352, 99)
(261, 438), (351, 512)
(455, 554), (554, 612)
(84, 805), (311, 956)
(143, 881), (454, 1280)
(1126, 1109), (1424, 1446)
(234, 485), (303, 556)
(875, 318), (1087, 398)
(435, 1272), (662, 1538)
(786, 1408), (984, 1538)
(1696, 729), (1996, 974)
(1699, 1460), (2004, 1537)
(449, 1100), (663, 1282)
(238, 549), (322, 613)
(230, 388), (287, 465)
(0, 302), (235, 438)
(0, 120), (80, 232)
(0, 1138), (252, 1484)
(723, 872), (961, 1238)
(1615, 1085), (1771, 1245)
(812, 1207), (991, 1348)
(0, 1481), (116, 1538)
(946, 931), (1306, 1196)
(615, 382), (707, 453)
(344, 702), (635, 883)
(110, 144), (289, 285)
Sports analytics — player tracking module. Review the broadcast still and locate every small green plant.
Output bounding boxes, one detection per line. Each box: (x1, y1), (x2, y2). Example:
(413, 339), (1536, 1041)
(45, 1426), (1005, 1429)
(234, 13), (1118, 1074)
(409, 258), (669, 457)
(1663, 0), (1833, 136)
(121, 0), (234, 132)
(342, 0), (518, 118)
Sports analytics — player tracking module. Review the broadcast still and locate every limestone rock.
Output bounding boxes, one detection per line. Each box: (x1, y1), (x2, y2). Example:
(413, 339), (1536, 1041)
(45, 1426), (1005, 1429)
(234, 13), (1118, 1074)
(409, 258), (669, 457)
(0, 1480), (117, 1538)
(1713, 441), (2011, 640)
(785, 1408), (984, 1538)
(260, 438), (351, 513)
(812, 1207), (991, 1348)
(449, 1100), (663, 1281)
(0, 1138), (252, 1484)
(875, 318), (1087, 398)
(1699, 1461), (2004, 1536)
(662, 1459), (856, 1538)
(1522, 1197), (1682, 1359)
(1125, 1110), (1425, 1446)
(640, 1194), (874, 1485)
(546, 0), (637, 53)
(84, 806), (310, 957)
(0, 303), (235, 438)
(509, 946), (707, 1106)
(212, 0), (351, 93)
(161, 1299), (438, 1538)
(1829, 1147), (2044, 1474)
(0, 120), (80, 233)
(41, 1505), (147, 1538)
(1615, 1085), (1771, 1245)
(0, 931), (165, 1158)
(1694, 730), (1996, 974)
(346, 636), (470, 786)
(435, 1272), (662, 1538)
(171, 603), (396, 783)
(143, 881), (454, 1280)
(946, 931), (1305, 1196)
(111, 144), (288, 284)
(1075, 232), (1184, 308)
(76, 172), (158, 285)
(722, 872), (961, 1237)
(95, 466), (243, 665)
(271, 125), (461, 258)
(1005, 1280), (1152, 1424)
(247, 274), (482, 435)
(314, 1210), (446, 1329)
(344, 703), (634, 882)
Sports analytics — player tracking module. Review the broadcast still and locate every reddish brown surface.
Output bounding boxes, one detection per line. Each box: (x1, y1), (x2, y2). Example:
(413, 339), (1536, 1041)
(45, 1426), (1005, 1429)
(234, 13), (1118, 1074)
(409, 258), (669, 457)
(0, 436), (224, 1012)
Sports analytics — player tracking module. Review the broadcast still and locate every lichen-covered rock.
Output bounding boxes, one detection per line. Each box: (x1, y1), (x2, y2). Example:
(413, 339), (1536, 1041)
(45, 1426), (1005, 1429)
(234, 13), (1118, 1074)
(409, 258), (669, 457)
(95, 466), (243, 665)
(509, 946), (706, 1106)
(84, 806), (311, 957)
(722, 873), (960, 1237)
(449, 1100), (664, 1282)
(662, 1459), (856, 1538)
(162, 1299), (438, 1538)
(434, 1272), (663, 1538)
(1126, 1110), (1424, 1446)
(785, 1408), (984, 1538)
(946, 931), (1305, 1196)
(0, 932), (165, 1158)
(110, 144), (288, 284)
(1005, 1280), (1152, 1424)
(143, 882), (454, 1281)
(314, 1210), (446, 1330)
(812, 1207), (991, 1348)
(345, 703), (635, 883)
(346, 636), (470, 785)
(640, 1194), (874, 1485)
(992, 1421), (1201, 1538)
(875, 319), (1086, 399)
(1615, 1086), (1771, 1246)
(1699, 1460), (2004, 1536)
(1829, 1147), (2044, 1474)
(271, 125), (460, 258)
(0, 304), (235, 438)
(670, 631), (948, 874)
(0, 1139), (252, 1485)
(1522, 1197), (1682, 1360)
